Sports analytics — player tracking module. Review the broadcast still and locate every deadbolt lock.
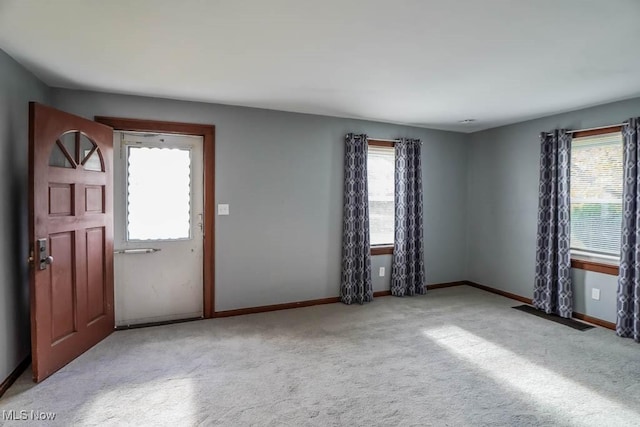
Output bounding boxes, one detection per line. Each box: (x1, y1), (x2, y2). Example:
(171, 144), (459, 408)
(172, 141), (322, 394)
(36, 238), (54, 270)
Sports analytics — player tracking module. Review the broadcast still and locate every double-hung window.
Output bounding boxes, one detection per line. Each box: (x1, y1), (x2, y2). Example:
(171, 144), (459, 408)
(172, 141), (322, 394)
(570, 131), (623, 262)
(367, 142), (395, 254)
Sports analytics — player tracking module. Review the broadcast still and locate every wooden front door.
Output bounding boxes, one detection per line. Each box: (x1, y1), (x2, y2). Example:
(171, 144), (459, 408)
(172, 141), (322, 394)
(29, 103), (114, 382)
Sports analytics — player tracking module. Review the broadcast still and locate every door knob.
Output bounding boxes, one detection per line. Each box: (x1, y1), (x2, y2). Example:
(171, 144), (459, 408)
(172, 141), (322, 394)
(44, 256), (54, 265)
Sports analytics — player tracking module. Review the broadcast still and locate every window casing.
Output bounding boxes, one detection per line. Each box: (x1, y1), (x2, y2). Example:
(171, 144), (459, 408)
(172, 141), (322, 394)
(570, 131), (623, 259)
(367, 144), (395, 248)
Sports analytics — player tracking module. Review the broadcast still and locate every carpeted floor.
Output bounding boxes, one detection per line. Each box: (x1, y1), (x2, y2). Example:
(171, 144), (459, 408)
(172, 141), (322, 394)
(1, 285), (639, 426)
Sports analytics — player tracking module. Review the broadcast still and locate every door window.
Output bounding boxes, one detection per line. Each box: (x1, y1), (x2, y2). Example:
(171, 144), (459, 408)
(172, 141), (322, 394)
(126, 146), (192, 241)
(49, 131), (104, 171)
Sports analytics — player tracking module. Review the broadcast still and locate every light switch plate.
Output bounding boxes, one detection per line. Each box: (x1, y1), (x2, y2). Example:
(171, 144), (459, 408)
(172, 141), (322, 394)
(591, 288), (600, 301)
(379, 267), (385, 277)
(218, 204), (230, 215)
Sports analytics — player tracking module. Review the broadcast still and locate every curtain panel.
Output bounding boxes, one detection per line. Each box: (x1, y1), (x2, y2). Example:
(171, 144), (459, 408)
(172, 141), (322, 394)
(341, 133), (373, 304)
(533, 130), (573, 318)
(391, 138), (426, 297)
(617, 118), (640, 342)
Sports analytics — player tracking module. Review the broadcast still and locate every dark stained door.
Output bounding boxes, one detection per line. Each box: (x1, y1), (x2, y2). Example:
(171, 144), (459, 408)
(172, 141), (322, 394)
(29, 103), (114, 382)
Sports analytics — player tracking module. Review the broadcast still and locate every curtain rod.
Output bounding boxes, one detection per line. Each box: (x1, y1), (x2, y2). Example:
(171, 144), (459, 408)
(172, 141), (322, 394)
(546, 122), (628, 136)
(367, 138), (401, 142)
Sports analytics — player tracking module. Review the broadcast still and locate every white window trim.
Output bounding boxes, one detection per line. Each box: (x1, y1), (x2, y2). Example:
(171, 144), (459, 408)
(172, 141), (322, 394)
(367, 144), (395, 247)
(124, 139), (195, 243)
(570, 131), (623, 263)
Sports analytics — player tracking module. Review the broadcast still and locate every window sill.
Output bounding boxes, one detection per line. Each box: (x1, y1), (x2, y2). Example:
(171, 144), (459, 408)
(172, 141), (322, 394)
(371, 245), (394, 255)
(570, 257), (619, 276)
(571, 249), (619, 264)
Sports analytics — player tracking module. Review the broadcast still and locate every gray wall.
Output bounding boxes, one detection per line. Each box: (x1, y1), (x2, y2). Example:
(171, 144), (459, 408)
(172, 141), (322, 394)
(0, 50), (50, 382)
(467, 97), (640, 323)
(51, 89), (468, 311)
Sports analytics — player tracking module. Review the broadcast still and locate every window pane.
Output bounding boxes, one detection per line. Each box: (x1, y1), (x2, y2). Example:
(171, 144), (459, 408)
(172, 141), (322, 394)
(59, 132), (77, 163)
(127, 147), (191, 240)
(49, 142), (74, 168)
(80, 134), (103, 171)
(83, 149), (102, 171)
(368, 146), (395, 245)
(570, 133), (623, 256)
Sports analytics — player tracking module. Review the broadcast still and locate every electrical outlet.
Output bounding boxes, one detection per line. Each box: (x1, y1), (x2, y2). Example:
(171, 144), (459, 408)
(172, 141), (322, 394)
(591, 288), (600, 301)
(379, 267), (385, 277)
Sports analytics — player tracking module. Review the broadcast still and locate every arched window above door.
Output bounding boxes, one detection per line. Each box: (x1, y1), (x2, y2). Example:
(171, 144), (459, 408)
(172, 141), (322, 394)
(49, 131), (104, 172)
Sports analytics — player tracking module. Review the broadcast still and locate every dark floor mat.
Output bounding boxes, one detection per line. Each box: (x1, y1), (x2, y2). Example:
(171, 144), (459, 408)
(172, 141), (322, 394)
(512, 305), (595, 331)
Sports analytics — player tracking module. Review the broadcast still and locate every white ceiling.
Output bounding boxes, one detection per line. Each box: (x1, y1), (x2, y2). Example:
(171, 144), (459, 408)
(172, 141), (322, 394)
(1, 0), (639, 132)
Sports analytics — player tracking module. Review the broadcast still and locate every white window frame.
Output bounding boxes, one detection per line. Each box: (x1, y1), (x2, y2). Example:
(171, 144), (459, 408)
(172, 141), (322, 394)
(124, 140), (194, 243)
(367, 142), (395, 249)
(569, 130), (623, 266)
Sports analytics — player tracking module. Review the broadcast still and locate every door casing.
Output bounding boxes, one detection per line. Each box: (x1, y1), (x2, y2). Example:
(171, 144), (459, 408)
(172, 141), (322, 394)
(95, 117), (216, 318)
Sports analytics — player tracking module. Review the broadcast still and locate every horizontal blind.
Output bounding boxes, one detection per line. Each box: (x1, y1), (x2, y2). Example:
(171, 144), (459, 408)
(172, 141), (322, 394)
(570, 132), (623, 256)
(367, 146), (395, 245)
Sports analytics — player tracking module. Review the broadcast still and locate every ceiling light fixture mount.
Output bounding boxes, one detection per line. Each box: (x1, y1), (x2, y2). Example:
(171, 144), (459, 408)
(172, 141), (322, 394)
(459, 119), (476, 124)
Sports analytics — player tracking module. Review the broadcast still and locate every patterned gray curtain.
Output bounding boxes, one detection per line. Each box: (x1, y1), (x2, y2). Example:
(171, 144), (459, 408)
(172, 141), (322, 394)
(617, 118), (640, 342)
(533, 130), (573, 318)
(341, 133), (373, 304)
(391, 138), (426, 296)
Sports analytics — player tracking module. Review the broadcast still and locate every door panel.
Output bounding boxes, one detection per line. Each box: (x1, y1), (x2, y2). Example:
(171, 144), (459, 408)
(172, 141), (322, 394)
(49, 232), (76, 343)
(114, 132), (204, 326)
(85, 186), (104, 213)
(49, 184), (74, 216)
(29, 102), (114, 382)
(86, 227), (107, 323)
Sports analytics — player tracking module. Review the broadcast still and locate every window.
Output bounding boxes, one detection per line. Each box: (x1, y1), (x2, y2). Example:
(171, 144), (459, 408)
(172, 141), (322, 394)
(127, 146), (192, 241)
(570, 131), (623, 258)
(367, 143), (395, 247)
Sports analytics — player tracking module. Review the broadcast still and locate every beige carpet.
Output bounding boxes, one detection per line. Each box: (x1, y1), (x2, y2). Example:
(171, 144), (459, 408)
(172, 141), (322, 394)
(1, 286), (639, 426)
